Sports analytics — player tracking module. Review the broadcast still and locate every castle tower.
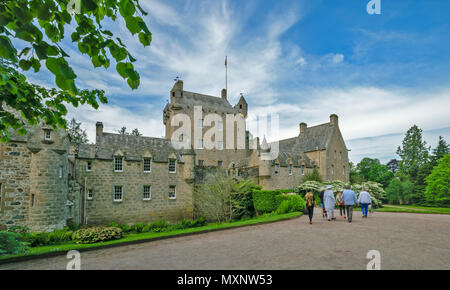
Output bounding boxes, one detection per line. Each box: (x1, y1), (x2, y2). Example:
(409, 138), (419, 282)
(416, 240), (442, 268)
(26, 125), (70, 232)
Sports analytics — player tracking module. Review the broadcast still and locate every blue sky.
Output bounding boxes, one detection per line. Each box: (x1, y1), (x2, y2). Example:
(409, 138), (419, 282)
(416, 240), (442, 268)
(20, 0), (450, 163)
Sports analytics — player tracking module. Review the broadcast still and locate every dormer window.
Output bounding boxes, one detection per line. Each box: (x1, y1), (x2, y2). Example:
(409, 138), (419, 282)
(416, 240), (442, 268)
(288, 164), (292, 175)
(44, 130), (51, 140)
(301, 165), (305, 175)
(143, 158), (151, 172)
(114, 156), (123, 172)
(86, 162), (92, 172)
(169, 159), (176, 173)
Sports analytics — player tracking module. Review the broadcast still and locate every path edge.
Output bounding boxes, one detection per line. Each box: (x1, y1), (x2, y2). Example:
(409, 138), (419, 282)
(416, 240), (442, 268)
(0, 213), (303, 265)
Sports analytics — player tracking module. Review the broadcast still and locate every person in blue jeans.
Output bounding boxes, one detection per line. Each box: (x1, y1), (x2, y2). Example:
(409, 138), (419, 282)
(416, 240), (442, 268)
(341, 185), (358, 223)
(358, 188), (372, 218)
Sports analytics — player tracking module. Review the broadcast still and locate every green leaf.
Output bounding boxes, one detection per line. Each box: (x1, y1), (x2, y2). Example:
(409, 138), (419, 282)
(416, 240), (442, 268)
(19, 59), (32, 71)
(116, 62), (127, 78)
(138, 32), (151, 47)
(31, 58), (41, 72)
(127, 77), (139, 90)
(125, 16), (140, 35)
(119, 0), (136, 17)
(0, 35), (18, 62)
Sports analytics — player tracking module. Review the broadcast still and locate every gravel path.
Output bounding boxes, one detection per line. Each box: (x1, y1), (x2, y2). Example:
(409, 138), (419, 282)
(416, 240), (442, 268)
(1, 211), (449, 270)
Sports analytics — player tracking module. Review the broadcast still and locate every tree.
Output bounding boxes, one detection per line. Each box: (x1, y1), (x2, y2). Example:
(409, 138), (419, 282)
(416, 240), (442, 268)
(303, 167), (322, 183)
(117, 127), (127, 135)
(385, 178), (414, 205)
(131, 128), (141, 136)
(354, 158), (394, 188)
(431, 136), (449, 167)
(396, 125), (430, 178)
(349, 161), (365, 184)
(425, 154), (450, 206)
(0, 0), (152, 142)
(67, 117), (88, 143)
(386, 159), (399, 173)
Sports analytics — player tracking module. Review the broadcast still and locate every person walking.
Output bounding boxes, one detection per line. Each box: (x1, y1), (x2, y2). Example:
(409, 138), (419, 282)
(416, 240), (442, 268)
(304, 191), (315, 224)
(318, 189), (326, 218)
(358, 188), (372, 218)
(336, 191), (346, 219)
(341, 185), (358, 223)
(323, 185), (336, 221)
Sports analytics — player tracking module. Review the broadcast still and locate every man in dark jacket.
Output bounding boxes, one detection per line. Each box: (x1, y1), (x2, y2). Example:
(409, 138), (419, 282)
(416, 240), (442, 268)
(318, 189), (325, 218)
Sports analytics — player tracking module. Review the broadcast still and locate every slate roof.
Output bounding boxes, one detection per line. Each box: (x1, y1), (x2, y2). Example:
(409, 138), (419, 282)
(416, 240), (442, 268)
(177, 91), (237, 113)
(76, 133), (194, 163)
(278, 123), (335, 153)
(275, 151), (313, 167)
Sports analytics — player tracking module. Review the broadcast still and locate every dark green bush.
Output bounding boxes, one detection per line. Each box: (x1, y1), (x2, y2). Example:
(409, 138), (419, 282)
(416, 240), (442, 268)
(133, 223), (147, 233)
(276, 200), (291, 214)
(275, 195), (305, 213)
(252, 190), (281, 213)
(71, 227), (123, 244)
(0, 231), (29, 255)
(190, 217), (207, 227)
(149, 219), (169, 230)
(119, 223), (132, 233)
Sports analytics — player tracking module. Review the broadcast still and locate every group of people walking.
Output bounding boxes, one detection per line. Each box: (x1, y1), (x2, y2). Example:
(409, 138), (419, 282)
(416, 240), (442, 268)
(304, 185), (373, 224)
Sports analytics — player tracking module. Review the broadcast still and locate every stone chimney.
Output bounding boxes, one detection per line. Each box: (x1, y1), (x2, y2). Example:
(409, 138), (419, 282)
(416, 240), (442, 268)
(330, 114), (338, 126)
(96, 122), (103, 137)
(221, 88), (227, 99)
(299, 122), (307, 134)
(170, 80), (183, 100)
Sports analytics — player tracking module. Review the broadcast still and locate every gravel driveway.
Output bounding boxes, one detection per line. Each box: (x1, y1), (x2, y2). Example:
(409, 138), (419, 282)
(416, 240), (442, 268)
(1, 211), (449, 270)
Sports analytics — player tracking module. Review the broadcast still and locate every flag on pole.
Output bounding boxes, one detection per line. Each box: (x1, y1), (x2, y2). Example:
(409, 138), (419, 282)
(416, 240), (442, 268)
(225, 56), (227, 66)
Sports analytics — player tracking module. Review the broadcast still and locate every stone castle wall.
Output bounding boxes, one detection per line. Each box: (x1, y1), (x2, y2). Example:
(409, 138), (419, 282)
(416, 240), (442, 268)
(74, 157), (194, 225)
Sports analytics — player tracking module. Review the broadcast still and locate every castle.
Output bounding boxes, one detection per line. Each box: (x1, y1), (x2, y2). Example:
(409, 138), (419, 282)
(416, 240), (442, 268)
(0, 80), (349, 232)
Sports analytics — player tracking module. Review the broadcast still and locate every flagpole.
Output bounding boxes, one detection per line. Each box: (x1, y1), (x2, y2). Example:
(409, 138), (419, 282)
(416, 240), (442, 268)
(225, 56), (227, 93)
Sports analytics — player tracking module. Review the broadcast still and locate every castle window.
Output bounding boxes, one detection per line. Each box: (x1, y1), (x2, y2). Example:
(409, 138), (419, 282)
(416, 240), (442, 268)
(44, 130), (51, 140)
(198, 160), (204, 166)
(113, 186), (123, 202)
(334, 150), (337, 160)
(239, 105), (242, 109)
(87, 189), (93, 200)
(86, 162), (92, 172)
(218, 160), (223, 167)
(169, 159), (176, 173)
(168, 185), (176, 199)
(274, 164), (279, 175)
(343, 165), (346, 175)
(331, 165), (334, 175)
(143, 186), (151, 200)
(143, 158), (151, 172)
(172, 92), (175, 97)
(288, 164), (292, 175)
(58, 166), (63, 178)
(31, 194), (35, 207)
(340, 151), (342, 160)
(114, 156), (123, 172)
(301, 165), (305, 175)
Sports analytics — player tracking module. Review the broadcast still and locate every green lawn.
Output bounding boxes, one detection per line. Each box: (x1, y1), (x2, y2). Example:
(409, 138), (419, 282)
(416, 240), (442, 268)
(0, 212), (302, 262)
(353, 204), (450, 214)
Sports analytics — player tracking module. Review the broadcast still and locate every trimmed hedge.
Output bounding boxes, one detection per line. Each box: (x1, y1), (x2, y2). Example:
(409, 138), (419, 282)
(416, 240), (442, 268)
(253, 189), (298, 214)
(275, 195), (305, 212)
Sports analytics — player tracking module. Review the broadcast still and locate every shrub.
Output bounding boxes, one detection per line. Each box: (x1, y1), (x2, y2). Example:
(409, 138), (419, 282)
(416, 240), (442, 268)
(133, 223), (147, 233)
(252, 190), (280, 213)
(47, 229), (73, 244)
(425, 154), (450, 205)
(119, 223), (132, 233)
(71, 227), (123, 244)
(149, 219), (169, 230)
(275, 195), (305, 213)
(303, 168), (323, 183)
(190, 217), (207, 227)
(230, 181), (260, 220)
(276, 200), (291, 214)
(0, 231), (29, 255)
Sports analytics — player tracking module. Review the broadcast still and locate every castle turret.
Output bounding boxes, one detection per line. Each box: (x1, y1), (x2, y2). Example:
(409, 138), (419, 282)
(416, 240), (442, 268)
(170, 79), (183, 101)
(234, 94), (248, 117)
(27, 125), (70, 232)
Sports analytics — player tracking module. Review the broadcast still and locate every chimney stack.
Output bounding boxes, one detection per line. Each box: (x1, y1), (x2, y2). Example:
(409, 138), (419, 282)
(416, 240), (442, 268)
(96, 122), (103, 137)
(299, 122), (307, 134)
(330, 114), (338, 126)
(221, 88), (227, 99)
